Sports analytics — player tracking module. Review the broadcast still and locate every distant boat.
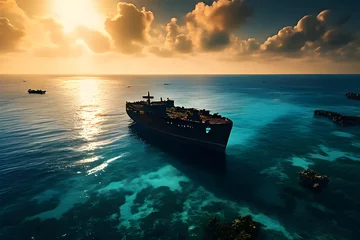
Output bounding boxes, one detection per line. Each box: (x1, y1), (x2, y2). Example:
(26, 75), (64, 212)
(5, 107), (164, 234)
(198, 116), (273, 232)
(23, 80), (26, 82)
(164, 83), (170, 85)
(28, 89), (46, 94)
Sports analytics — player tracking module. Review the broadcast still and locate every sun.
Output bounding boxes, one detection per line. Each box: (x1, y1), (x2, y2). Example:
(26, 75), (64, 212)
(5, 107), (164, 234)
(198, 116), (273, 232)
(52, 0), (103, 31)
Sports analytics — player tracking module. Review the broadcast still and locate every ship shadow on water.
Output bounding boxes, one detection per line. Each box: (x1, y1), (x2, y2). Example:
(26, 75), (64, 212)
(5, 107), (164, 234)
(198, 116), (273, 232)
(128, 123), (228, 173)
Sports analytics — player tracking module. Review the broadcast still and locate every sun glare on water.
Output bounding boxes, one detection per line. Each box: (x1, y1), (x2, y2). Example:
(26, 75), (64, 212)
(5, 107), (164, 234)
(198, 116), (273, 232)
(53, 0), (103, 31)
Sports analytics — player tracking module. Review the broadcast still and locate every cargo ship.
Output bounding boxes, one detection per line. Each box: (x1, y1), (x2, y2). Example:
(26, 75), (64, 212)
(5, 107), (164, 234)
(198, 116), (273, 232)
(126, 92), (233, 152)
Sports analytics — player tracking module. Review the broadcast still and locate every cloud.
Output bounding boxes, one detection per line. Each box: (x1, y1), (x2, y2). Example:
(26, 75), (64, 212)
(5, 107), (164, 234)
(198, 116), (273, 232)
(0, 0), (28, 29)
(165, 18), (193, 53)
(148, 46), (174, 58)
(221, 36), (261, 61)
(104, 2), (154, 54)
(150, 0), (252, 58)
(0, 17), (25, 53)
(334, 40), (360, 61)
(185, 0), (252, 51)
(15, 0), (50, 17)
(261, 10), (329, 55)
(33, 45), (84, 58)
(258, 10), (360, 61)
(40, 18), (69, 47)
(33, 18), (84, 58)
(149, 18), (193, 57)
(302, 34), (360, 62)
(147, 6), (358, 63)
(75, 26), (111, 53)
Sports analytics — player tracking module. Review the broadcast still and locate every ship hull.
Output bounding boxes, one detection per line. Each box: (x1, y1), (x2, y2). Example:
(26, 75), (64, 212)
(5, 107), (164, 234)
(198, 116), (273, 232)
(126, 108), (232, 152)
(131, 121), (227, 152)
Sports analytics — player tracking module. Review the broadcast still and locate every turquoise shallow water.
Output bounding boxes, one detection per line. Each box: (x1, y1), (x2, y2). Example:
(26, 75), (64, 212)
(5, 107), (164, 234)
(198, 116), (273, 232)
(0, 75), (360, 240)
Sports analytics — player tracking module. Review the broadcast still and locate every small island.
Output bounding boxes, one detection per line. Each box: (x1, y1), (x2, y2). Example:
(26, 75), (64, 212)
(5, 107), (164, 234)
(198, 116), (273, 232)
(345, 92), (360, 100)
(299, 169), (329, 192)
(314, 110), (360, 127)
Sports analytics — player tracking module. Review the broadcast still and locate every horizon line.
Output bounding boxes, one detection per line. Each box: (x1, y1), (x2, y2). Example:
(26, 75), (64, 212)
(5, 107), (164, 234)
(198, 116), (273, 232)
(1, 73), (359, 76)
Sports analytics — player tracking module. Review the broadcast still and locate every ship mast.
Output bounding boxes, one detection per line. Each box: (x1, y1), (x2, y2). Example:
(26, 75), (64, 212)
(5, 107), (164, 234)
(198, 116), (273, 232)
(142, 91), (154, 105)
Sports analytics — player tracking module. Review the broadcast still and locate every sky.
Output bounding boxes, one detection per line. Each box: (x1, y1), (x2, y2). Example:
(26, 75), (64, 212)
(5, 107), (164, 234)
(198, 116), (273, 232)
(0, 0), (359, 74)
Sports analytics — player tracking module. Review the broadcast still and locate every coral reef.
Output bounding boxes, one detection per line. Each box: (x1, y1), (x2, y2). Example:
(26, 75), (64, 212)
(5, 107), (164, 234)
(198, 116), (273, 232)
(207, 215), (261, 240)
(299, 169), (329, 192)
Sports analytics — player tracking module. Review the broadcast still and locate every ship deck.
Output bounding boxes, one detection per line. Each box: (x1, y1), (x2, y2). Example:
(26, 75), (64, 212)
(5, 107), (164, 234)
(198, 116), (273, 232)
(127, 101), (231, 125)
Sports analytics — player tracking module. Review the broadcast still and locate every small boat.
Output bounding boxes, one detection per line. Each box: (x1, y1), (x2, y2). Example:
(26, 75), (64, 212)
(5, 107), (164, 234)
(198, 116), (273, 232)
(28, 89), (46, 94)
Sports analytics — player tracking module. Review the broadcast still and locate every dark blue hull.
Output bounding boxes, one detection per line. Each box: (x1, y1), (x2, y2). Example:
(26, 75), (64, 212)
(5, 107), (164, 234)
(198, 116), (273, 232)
(126, 107), (232, 153)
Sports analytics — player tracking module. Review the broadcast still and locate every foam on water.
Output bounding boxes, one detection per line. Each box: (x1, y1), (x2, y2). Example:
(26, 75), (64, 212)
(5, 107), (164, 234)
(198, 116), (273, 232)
(87, 154), (127, 175)
(76, 156), (102, 164)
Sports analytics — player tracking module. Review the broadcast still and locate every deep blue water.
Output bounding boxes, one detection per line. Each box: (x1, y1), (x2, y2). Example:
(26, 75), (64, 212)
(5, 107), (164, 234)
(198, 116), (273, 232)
(0, 74), (360, 240)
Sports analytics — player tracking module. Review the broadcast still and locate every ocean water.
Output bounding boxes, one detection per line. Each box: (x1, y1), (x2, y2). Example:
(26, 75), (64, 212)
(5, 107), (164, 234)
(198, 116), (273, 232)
(0, 74), (360, 240)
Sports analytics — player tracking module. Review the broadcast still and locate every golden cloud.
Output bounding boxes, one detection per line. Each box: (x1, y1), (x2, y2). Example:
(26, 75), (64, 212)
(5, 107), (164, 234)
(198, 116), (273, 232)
(75, 26), (111, 53)
(0, 17), (25, 53)
(150, 0), (252, 57)
(149, 18), (193, 57)
(0, 0), (28, 29)
(32, 18), (84, 58)
(185, 0), (252, 51)
(104, 2), (154, 54)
